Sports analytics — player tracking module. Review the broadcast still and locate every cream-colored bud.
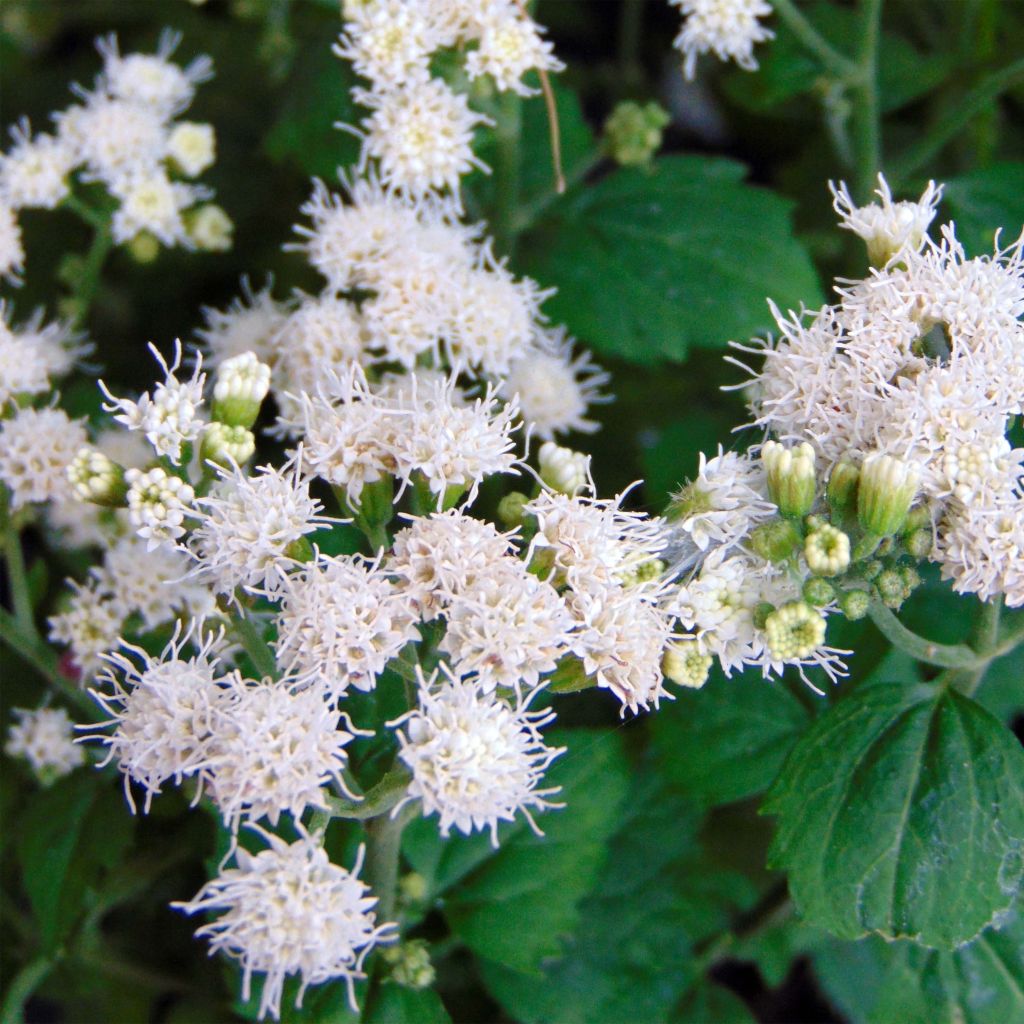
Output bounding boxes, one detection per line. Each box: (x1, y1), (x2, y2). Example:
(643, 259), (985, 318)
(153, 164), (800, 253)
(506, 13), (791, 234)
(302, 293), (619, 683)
(200, 422), (255, 466)
(764, 601), (827, 661)
(804, 524), (851, 576)
(538, 441), (590, 497)
(67, 446), (127, 506)
(187, 204), (233, 252)
(212, 351), (271, 428)
(662, 640), (712, 689)
(167, 122), (215, 177)
(762, 440), (816, 518)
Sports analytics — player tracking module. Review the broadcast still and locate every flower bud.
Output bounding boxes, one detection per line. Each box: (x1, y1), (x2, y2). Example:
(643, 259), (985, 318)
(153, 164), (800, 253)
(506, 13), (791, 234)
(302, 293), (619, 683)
(905, 528), (933, 559)
(662, 640), (712, 689)
(857, 453), (920, 537)
(186, 204), (233, 252)
(752, 601), (776, 631)
(127, 232), (160, 264)
(804, 524), (851, 577)
(603, 100), (670, 167)
(826, 459), (860, 511)
(538, 441), (590, 497)
(876, 568), (907, 609)
(212, 351), (271, 428)
(200, 422), (255, 467)
(803, 576), (835, 607)
(167, 121), (215, 177)
(839, 589), (870, 620)
(762, 440), (816, 519)
(748, 518), (801, 563)
(382, 940), (435, 990)
(399, 872), (428, 904)
(67, 446), (127, 507)
(764, 601), (827, 661)
(497, 490), (530, 528)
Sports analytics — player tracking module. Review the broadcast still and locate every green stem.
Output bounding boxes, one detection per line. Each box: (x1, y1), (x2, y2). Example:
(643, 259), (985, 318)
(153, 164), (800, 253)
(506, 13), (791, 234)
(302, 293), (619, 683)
(492, 89), (523, 257)
(892, 55), (1024, 182)
(867, 601), (983, 670)
(616, 0), (645, 90)
(511, 150), (601, 234)
(771, 0), (861, 80)
(0, 955), (54, 1024)
(327, 767), (412, 821)
(232, 608), (278, 680)
(68, 215), (114, 329)
(3, 524), (35, 635)
(952, 597), (1002, 698)
(853, 0), (883, 199)
(364, 804), (415, 924)
(989, 615), (1024, 661)
(0, 607), (96, 716)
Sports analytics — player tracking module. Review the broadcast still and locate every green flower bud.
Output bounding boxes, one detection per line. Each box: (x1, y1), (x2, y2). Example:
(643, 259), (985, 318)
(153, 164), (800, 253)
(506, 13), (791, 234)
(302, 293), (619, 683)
(382, 940), (435, 990)
(662, 639), (712, 690)
(748, 518), (802, 563)
(839, 589), (870, 620)
(399, 872), (428, 904)
(200, 422), (255, 466)
(857, 453), (920, 537)
(803, 576), (835, 607)
(900, 565), (922, 593)
(66, 446), (127, 507)
(211, 351), (271, 428)
(764, 601), (827, 660)
(127, 232), (160, 264)
(804, 524), (851, 576)
(903, 505), (932, 533)
(538, 441), (590, 496)
(827, 458), (860, 511)
(497, 490), (530, 528)
(905, 528), (932, 559)
(667, 480), (714, 522)
(876, 568), (906, 609)
(861, 558), (884, 581)
(762, 440), (817, 519)
(603, 100), (670, 167)
(752, 601), (776, 631)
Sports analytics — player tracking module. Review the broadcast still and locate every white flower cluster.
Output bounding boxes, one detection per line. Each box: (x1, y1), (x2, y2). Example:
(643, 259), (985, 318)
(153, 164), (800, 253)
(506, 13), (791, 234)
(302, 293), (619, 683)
(336, 0), (563, 208)
(0, 31), (227, 264)
(5, 706), (86, 784)
(670, 0), (775, 80)
(733, 174), (1024, 607)
(0, 304), (90, 408)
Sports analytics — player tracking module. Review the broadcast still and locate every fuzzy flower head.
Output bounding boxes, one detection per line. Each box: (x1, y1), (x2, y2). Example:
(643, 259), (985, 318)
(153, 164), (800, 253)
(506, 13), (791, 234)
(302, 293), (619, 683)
(0, 406), (87, 508)
(0, 201), (24, 282)
(671, 0), (775, 80)
(0, 314), (52, 406)
(101, 341), (206, 463)
(0, 120), (75, 210)
(334, 0), (437, 88)
(187, 458), (331, 597)
(831, 175), (942, 266)
(125, 466), (195, 549)
(197, 281), (288, 367)
(5, 707), (86, 784)
(175, 827), (396, 1021)
(356, 77), (491, 209)
(110, 171), (202, 247)
(274, 552), (419, 700)
(88, 629), (224, 811)
(938, 502), (1024, 608)
(206, 678), (362, 832)
(392, 665), (564, 845)
(464, 3), (564, 95)
(48, 580), (123, 682)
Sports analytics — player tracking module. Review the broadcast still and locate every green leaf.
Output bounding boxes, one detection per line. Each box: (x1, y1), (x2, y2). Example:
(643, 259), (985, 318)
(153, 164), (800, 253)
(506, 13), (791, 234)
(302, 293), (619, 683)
(670, 980), (756, 1023)
(362, 983), (451, 1024)
(651, 669), (813, 807)
(943, 163), (1024, 257)
(763, 681), (1024, 948)
(475, 774), (758, 1024)
(439, 729), (630, 974)
(16, 773), (133, 950)
(812, 905), (1024, 1024)
(520, 156), (822, 363)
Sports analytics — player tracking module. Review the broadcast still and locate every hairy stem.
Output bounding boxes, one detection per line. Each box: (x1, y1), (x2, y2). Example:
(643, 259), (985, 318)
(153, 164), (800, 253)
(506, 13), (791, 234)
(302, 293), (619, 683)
(868, 601), (984, 670)
(853, 0), (883, 199)
(364, 804), (415, 924)
(955, 597), (1003, 698)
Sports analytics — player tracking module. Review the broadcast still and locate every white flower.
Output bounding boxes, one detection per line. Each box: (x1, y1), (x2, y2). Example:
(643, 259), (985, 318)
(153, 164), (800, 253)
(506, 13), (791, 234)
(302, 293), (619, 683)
(440, 558), (577, 690)
(387, 508), (517, 616)
(0, 200), (24, 282)
(392, 664), (564, 845)
(0, 406), (87, 508)
(9, 306), (90, 381)
(526, 487), (669, 591)
(101, 341), (206, 463)
(197, 280), (288, 366)
(538, 441), (591, 497)
(97, 30), (212, 115)
(938, 501), (1024, 608)
(671, 0), (775, 79)
(111, 170), (203, 247)
(175, 827), (396, 1021)
(831, 175), (942, 265)
(334, 0), (437, 88)
(187, 203), (234, 251)
(0, 314), (51, 405)
(568, 582), (676, 713)
(501, 330), (609, 439)
(356, 77), (491, 208)
(5, 707), (86, 783)
(465, 3), (564, 96)
(48, 579), (123, 682)
(0, 120), (75, 210)
(187, 458), (331, 597)
(206, 677), (361, 831)
(125, 465), (195, 549)
(88, 629), (225, 810)
(274, 553), (419, 699)
(167, 121), (215, 177)
(667, 447), (774, 556)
